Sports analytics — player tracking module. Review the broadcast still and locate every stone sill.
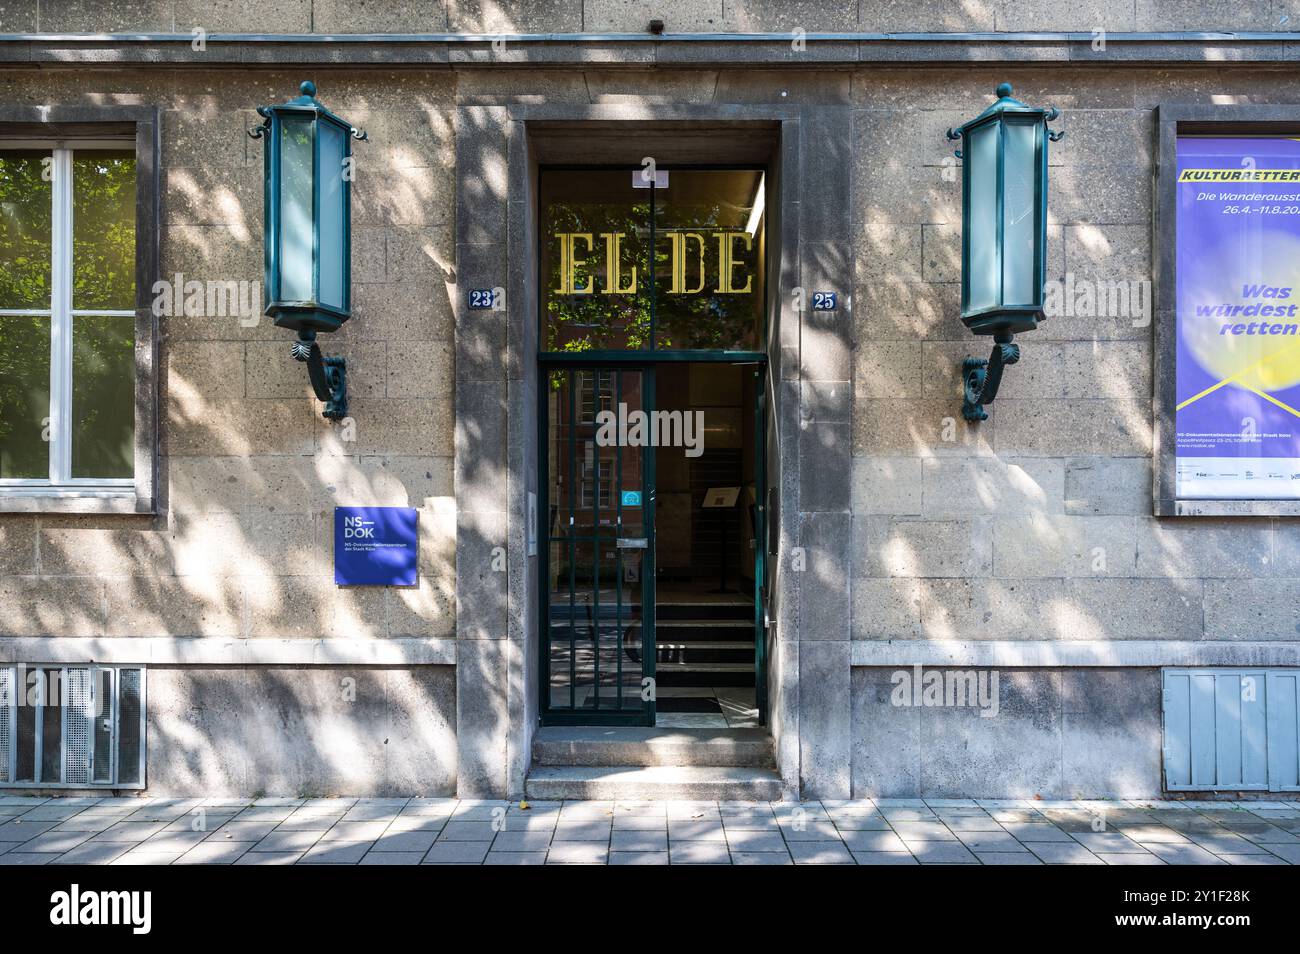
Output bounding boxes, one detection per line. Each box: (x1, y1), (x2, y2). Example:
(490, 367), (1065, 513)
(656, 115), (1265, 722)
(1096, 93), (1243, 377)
(0, 636), (458, 666)
(1156, 498), (1300, 517)
(851, 639), (1300, 668)
(0, 491), (152, 515)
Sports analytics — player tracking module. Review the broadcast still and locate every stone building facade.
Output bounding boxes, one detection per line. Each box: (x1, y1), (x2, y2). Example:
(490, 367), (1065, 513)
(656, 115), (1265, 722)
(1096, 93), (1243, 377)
(0, 3), (1298, 800)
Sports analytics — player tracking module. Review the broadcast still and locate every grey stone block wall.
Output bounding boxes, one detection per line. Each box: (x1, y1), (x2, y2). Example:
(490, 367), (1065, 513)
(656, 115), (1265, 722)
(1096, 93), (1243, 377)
(146, 666), (457, 796)
(850, 667), (1163, 798)
(0, 50), (1299, 799)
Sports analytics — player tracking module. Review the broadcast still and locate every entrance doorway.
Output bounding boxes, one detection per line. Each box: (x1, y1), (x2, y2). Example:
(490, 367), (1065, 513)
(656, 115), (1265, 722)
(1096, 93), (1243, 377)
(540, 361), (766, 726)
(536, 163), (770, 727)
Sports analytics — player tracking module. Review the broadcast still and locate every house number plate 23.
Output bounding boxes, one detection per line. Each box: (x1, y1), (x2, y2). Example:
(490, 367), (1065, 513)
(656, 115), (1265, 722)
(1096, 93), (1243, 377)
(468, 289), (498, 309)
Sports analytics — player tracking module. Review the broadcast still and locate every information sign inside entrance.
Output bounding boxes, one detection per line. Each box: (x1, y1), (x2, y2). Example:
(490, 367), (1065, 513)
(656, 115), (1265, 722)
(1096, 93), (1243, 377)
(703, 486), (741, 508)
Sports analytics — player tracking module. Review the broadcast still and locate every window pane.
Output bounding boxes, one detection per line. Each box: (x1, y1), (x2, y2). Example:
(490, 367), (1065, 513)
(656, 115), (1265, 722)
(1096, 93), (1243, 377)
(0, 149), (52, 309)
(541, 170), (651, 352)
(654, 170), (765, 351)
(1001, 120), (1039, 305)
(71, 315), (134, 479)
(0, 314), (51, 479)
(966, 123), (1000, 312)
(318, 121), (346, 310)
(72, 151), (136, 310)
(279, 116), (315, 303)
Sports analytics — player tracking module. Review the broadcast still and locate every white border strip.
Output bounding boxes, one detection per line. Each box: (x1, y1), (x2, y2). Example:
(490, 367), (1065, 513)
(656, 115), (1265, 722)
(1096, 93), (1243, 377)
(0, 637), (457, 666)
(851, 640), (1300, 668)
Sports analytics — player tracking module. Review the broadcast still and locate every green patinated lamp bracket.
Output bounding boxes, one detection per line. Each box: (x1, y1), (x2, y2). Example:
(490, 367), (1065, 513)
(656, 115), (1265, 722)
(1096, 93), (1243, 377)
(291, 330), (348, 421)
(961, 334), (1020, 422)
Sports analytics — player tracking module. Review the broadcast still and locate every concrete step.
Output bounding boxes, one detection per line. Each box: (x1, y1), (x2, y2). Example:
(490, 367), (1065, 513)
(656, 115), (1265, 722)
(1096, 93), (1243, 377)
(656, 641), (751, 650)
(656, 642), (752, 664)
(533, 726), (773, 767)
(645, 622), (756, 642)
(656, 665), (756, 688)
(655, 602), (751, 622)
(525, 765), (783, 801)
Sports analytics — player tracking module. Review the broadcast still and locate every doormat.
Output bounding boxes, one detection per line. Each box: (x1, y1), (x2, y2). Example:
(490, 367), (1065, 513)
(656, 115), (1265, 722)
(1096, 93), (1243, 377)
(657, 697), (723, 713)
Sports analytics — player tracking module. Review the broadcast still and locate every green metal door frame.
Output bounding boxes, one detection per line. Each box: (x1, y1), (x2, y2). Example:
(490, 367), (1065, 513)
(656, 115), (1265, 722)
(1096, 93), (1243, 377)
(539, 364), (657, 726)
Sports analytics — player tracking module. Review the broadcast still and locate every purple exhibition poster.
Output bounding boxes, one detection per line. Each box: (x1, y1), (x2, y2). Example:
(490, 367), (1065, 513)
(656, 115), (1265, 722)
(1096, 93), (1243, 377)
(1176, 136), (1300, 498)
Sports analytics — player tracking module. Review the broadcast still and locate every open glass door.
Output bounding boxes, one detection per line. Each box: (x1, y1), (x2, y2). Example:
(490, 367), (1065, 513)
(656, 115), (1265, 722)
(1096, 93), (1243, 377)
(542, 366), (655, 725)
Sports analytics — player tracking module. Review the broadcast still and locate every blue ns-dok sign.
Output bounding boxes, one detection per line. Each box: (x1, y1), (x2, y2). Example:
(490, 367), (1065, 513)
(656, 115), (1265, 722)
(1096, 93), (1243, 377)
(334, 506), (418, 586)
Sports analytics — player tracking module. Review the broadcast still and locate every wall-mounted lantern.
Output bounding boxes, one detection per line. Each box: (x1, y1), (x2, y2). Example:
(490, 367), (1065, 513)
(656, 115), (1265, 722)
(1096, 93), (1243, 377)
(249, 80), (367, 420)
(946, 83), (1063, 422)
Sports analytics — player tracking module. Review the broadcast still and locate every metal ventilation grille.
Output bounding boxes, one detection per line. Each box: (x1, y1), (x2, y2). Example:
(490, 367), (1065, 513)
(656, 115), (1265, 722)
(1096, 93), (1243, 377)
(117, 669), (142, 785)
(0, 668), (11, 784)
(1, 665), (144, 788)
(63, 668), (93, 785)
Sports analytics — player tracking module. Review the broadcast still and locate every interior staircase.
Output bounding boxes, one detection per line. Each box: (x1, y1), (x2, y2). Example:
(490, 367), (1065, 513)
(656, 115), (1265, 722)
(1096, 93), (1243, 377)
(525, 726), (782, 800)
(652, 599), (756, 690)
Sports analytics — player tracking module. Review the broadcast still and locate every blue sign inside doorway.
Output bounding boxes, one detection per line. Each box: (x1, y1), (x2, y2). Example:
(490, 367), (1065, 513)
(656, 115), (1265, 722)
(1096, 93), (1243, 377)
(334, 506), (418, 586)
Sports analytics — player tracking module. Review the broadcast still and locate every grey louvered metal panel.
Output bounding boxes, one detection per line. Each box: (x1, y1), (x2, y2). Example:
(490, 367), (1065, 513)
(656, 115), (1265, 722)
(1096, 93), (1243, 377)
(1163, 668), (1297, 792)
(1267, 671), (1300, 791)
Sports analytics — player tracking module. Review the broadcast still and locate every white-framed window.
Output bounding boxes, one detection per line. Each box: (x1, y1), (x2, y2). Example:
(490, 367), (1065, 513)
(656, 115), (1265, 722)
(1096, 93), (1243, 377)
(0, 141), (137, 495)
(0, 665), (145, 789)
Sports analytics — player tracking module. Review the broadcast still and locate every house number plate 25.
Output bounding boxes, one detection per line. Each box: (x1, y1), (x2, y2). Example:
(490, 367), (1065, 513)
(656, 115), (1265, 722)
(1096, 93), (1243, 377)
(812, 291), (837, 311)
